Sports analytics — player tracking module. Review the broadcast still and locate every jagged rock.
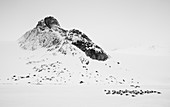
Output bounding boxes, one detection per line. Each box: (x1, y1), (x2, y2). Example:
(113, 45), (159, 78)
(44, 16), (60, 28)
(36, 16), (60, 29)
(18, 16), (109, 61)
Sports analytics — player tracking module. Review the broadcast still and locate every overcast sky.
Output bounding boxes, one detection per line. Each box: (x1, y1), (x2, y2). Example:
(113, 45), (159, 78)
(0, 0), (170, 50)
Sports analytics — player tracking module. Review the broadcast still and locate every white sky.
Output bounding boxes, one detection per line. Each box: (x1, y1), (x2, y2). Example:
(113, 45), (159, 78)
(0, 0), (170, 50)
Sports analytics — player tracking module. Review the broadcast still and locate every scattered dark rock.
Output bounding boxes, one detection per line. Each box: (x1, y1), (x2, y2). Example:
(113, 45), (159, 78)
(125, 94), (129, 96)
(80, 81), (84, 84)
(82, 66), (86, 68)
(104, 89), (162, 97)
(153, 91), (157, 93)
(86, 61), (89, 65)
(131, 95), (136, 97)
(135, 86), (140, 88)
(26, 75), (30, 78)
(106, 90), (111, 94)
(157, 92), (161, 94)
(20, 76), (25, 79)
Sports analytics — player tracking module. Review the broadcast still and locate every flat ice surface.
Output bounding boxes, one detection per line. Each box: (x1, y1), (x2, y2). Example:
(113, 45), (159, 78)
(0, 42), (170, 107)
(0, 85), (170, 107)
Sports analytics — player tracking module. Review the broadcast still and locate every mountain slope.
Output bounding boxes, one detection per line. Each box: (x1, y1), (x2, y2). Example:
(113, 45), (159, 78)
(1, 16), (135, 86)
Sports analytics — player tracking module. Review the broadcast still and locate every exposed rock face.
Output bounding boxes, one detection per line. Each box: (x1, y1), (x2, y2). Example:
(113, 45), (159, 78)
(18, 16), (109, 61)
(67, 29), (108, 61)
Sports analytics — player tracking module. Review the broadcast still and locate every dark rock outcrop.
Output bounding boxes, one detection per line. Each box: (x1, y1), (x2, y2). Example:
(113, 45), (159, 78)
(44, 16), (60, 28)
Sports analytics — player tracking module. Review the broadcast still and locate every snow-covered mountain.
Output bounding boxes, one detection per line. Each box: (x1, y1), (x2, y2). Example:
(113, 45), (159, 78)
(0, 16), (167, 100)
(18, 16), (109, 61)
(3, 16), (129, 86)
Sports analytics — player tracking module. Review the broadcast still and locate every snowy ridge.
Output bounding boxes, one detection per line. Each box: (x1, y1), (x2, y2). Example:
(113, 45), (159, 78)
(18, 16), (109, 61)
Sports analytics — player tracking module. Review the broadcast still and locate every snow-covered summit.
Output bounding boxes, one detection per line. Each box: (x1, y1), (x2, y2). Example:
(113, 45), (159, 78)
(18, 16), (109, 61)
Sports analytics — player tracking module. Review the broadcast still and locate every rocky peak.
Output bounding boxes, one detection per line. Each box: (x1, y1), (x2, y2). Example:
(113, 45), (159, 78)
(36, 16), (60, 29)
(44, 16), (60, 28)
(18, 16), (109, 61)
